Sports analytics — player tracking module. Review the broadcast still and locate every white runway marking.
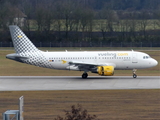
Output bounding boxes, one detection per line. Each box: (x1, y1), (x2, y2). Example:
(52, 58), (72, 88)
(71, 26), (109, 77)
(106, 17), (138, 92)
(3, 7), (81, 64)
(0, 76), (159, 91)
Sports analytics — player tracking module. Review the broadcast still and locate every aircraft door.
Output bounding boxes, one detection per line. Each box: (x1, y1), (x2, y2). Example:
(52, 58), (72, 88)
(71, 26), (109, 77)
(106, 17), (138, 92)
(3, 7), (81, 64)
(132, 53), (138, 63)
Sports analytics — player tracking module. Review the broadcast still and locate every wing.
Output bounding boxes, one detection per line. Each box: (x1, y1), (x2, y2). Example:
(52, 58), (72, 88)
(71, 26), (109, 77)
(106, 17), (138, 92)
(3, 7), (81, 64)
(69, 61), (99, 66)
(68, 61), (98, 71)
(68, 61), (115, 71)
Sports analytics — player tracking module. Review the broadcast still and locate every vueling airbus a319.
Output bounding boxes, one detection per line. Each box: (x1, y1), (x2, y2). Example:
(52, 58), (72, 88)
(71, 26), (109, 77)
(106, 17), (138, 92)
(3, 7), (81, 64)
(6, 25), (158, 78)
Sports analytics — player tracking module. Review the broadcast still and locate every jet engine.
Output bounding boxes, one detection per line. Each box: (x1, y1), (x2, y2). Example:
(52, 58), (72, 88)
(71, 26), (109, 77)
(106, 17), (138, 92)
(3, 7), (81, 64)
(92, 66), (114, 76)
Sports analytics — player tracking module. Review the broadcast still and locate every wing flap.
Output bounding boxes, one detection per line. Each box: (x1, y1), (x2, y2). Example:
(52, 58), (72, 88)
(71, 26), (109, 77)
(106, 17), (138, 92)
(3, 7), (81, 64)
(68, 61), (116, 68)
(69, 61), (99, 66)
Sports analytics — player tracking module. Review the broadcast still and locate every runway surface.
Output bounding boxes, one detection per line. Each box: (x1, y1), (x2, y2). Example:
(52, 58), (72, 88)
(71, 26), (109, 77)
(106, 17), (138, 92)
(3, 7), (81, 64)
(0, 76), (159, 91)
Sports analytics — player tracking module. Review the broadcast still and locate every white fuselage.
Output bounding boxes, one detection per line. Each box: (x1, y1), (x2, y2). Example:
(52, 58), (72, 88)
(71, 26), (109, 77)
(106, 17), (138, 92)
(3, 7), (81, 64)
(41, 51), (158, 70)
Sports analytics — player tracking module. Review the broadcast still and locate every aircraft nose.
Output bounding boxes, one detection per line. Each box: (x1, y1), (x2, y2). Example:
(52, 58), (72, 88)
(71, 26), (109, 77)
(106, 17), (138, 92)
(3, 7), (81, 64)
(152, 59), (158, 67)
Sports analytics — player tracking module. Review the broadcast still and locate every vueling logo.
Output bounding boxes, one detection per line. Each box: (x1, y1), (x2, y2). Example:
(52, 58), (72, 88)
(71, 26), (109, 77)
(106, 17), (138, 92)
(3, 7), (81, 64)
(62, 60), (67, 64)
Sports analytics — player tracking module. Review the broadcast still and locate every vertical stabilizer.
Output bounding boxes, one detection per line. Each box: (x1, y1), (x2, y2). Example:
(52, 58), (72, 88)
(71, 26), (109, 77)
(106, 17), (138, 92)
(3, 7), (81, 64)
(9, 25), (39, 53)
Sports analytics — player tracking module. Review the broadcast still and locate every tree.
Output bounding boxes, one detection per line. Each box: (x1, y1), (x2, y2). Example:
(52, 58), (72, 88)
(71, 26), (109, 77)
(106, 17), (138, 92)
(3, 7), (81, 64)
(54, 0), (65, 41)
(61, 0), (74, 41)
(22, 0), (33, 36)
(54, 104), (99, 120)
(139, 10), (149, 40)
(119, 19), (129, 42)
(127, 12), (138, 42)
(99, 3), (118, 41)
(42, 1), (54, 33)
(80, 8), (94, 41)
(102, 4), (118, 33)
(34, 3), (45, 32)
(70, 6), (82, 41)
(0, 1), (11, 30)
(86, 9), (95, 42)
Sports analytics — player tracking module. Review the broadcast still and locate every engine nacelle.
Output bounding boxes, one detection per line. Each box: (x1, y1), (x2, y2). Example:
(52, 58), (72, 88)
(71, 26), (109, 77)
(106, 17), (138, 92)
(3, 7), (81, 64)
(97, 66), (114, 76)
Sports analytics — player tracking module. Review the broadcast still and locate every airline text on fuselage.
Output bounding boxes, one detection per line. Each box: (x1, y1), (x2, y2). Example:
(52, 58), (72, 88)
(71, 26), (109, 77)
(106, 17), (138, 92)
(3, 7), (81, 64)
(98, 53), (128, 57)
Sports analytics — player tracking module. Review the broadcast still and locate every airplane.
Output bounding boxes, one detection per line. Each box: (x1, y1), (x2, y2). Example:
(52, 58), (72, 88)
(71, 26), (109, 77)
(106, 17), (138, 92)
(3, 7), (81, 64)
(6, 25), (158, 78)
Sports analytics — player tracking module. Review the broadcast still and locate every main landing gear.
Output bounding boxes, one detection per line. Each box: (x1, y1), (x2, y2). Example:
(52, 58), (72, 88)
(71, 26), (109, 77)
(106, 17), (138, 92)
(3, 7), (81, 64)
(82, 73), (88, 79)
(133, 69), (137, 78)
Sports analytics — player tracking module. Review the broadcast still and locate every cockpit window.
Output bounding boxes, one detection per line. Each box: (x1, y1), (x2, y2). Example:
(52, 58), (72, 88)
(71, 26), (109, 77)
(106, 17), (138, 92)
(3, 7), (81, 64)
(143, 56), (151, 59)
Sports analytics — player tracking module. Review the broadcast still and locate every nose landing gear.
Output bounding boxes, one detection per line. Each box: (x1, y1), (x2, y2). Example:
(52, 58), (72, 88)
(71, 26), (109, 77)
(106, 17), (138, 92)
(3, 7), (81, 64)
(133, 69), (137, 78)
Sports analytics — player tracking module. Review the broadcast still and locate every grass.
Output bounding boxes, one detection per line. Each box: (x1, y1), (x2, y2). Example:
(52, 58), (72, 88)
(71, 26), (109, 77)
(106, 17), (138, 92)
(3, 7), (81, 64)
(0, 48), (159, 76)
(0, 90), (160, 120)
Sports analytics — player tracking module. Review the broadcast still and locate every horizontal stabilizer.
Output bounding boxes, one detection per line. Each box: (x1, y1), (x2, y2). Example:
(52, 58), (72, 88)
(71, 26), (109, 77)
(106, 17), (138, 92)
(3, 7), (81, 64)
(6, 53), (29, 62)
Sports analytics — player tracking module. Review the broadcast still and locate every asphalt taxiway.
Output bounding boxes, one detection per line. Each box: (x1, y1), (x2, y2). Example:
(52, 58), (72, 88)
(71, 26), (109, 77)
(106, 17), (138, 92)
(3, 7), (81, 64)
(0, 76), (159, 91)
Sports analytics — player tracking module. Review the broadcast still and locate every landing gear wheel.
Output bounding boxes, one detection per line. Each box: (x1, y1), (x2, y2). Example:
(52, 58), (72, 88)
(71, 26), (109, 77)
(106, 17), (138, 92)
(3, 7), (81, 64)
(132, 69), (137, 78)
(133, 74), (137, 78)
(82, 73), (88, 79)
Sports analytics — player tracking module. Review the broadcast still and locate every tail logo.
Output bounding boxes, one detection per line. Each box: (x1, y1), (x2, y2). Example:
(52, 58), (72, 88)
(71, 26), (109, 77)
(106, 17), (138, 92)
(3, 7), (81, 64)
(18, 35), (22, 38)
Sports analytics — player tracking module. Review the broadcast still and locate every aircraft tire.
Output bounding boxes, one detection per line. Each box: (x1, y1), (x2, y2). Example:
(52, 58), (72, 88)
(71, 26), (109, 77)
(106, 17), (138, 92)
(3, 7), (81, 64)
(133, 74), (137, 78)
(82, 73), (88, 79)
